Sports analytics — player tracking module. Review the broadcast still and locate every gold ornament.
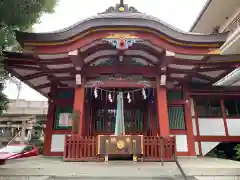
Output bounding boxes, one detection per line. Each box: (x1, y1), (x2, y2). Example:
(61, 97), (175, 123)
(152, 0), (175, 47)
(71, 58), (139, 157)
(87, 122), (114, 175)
(117, 140), (125, 149)
(119, 7), (125, 12)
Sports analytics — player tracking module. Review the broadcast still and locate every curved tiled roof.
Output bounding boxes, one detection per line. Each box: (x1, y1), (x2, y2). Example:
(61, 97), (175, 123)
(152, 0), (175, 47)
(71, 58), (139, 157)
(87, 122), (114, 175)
(15, 3), (229, 45)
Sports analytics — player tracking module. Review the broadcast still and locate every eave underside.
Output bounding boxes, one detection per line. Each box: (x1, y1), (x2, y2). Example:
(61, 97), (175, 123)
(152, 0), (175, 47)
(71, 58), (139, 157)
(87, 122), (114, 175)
(4, 40), (240, 97)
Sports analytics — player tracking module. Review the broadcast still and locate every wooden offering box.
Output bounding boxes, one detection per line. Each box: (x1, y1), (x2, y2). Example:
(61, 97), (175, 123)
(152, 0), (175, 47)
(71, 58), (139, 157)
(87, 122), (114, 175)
(97, 135), (143, 156)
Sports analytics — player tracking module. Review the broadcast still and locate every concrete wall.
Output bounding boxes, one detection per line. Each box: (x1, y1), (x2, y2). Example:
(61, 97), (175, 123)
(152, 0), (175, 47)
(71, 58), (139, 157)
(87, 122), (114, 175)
(3, 99), (48, 115)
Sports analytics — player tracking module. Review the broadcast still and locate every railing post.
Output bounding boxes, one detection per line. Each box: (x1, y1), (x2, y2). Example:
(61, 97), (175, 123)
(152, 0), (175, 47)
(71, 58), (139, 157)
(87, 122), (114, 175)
(133, 140), (137, 162)
(105, 140), (109, 162)
(63, 135), (67, 159)
(160, 136), (164, 166)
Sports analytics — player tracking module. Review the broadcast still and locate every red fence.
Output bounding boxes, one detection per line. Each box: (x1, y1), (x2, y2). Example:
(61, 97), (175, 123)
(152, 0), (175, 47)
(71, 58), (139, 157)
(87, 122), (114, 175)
(63, 135), (98, 161)
(63, 135), (175, 161)
(143, 136), (176, 161)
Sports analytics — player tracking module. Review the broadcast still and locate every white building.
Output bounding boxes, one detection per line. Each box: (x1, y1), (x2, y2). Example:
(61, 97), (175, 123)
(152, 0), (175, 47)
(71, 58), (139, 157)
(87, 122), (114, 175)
(190, 0), (240, 86)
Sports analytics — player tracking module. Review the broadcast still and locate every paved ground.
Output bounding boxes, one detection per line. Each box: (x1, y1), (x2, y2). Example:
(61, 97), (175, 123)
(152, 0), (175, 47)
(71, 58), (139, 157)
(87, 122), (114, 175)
(0, 176), (197, 180)
(1, 156), (240, 179)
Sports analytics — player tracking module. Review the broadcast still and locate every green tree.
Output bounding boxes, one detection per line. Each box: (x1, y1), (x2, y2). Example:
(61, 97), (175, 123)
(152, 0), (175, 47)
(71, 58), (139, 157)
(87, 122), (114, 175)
(0, 0), (58, 113)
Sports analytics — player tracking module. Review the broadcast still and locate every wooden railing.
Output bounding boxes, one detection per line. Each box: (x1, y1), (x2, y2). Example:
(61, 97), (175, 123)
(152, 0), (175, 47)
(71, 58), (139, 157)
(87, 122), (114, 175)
(63, 135), (175, 162)
(63, 135), (98, 161)
(143, 136), (175, 161)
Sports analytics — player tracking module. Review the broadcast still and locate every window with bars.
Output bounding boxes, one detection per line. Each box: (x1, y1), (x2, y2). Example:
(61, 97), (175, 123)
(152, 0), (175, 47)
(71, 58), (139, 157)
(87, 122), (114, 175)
(168, 106), (186, 130)
(195, 98), (222, 117)
(224, 99), (240, 117)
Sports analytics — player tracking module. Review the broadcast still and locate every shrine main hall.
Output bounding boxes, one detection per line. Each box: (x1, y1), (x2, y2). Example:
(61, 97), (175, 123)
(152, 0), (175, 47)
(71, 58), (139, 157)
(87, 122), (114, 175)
(4, 2), (240, 161)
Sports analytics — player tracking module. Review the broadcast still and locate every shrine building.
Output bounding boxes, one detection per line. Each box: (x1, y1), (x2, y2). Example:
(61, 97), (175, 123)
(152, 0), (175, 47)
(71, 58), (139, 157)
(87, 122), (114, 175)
(3, 2), (240, 161)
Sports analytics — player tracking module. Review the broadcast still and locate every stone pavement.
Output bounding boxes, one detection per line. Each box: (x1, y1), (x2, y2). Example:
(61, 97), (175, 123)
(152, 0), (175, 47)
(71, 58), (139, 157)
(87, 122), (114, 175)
(1, 156), (240, 179)
(0, 176), (197, 180)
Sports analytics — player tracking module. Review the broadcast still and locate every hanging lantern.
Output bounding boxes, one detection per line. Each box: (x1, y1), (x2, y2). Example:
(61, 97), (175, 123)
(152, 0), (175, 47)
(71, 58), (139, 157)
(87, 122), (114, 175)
(76, 74), (81, 85)
(160, 74), (166, 85)
(94, 88), (98, 98)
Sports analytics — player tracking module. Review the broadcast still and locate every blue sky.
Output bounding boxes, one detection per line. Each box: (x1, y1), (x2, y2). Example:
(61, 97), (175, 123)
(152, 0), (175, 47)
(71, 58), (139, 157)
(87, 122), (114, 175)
(3, 0), (208, 101)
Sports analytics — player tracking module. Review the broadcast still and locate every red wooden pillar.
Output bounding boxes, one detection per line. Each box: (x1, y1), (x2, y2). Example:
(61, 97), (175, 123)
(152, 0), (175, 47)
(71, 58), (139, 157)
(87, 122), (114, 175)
(183, 88), (196, 156)
(73, 85), (85, 136)
(156, 76), (169, 138)
(221, 99), (229, 136)
(43, 81), (57, 156)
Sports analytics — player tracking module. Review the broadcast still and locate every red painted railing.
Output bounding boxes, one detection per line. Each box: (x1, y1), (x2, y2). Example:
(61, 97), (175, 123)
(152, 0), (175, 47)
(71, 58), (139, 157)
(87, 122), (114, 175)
(63, 135), (175, 162)
(143, 136), (175, 161)
(63, 135), (98, 161)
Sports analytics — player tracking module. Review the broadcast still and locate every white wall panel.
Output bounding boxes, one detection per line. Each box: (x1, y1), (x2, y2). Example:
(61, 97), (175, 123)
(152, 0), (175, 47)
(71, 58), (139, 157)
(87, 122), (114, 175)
(51, 134), (66, 152)
(201, 142), (220, 156)
(198, 118), (225, 136)
(176, 135), (188, 152)
(227, 119), (240, 136)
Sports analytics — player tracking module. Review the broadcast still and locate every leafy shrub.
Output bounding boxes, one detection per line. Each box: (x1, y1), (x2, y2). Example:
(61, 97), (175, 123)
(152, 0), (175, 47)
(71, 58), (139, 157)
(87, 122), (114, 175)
(234, 144), (240, 160)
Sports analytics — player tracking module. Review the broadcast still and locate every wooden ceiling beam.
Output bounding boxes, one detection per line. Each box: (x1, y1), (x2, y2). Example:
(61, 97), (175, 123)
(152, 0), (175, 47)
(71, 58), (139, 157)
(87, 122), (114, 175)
(68, 49), (83, 70)
(210, 68), (235, 84)
(84, 66), (157, 77)
(168, 67), (214, 81)
(48, 76), (74, 81)
(125, 54), (157, 66)
(156, 51), (169, 68)
(4, 59), (38, 66)
(197, 66), (233, 72)
(86, 53), (158, 66)
(5, 64), (40, 70)
(35, 83), (51, 90)
(7, 55), (239, 69)
(22, 72), (46, 81)
(40, 57), (70, 65)
(168, 66), (232, 74)
(128, 43), (163, 59)
(41, 67), (74, 74)
(45, 66), (158, 80)
(192, 73), (213, 81)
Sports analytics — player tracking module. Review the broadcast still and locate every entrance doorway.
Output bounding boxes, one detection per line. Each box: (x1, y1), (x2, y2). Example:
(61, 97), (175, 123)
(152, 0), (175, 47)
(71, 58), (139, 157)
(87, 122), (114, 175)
(84, 88), (158, 136)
